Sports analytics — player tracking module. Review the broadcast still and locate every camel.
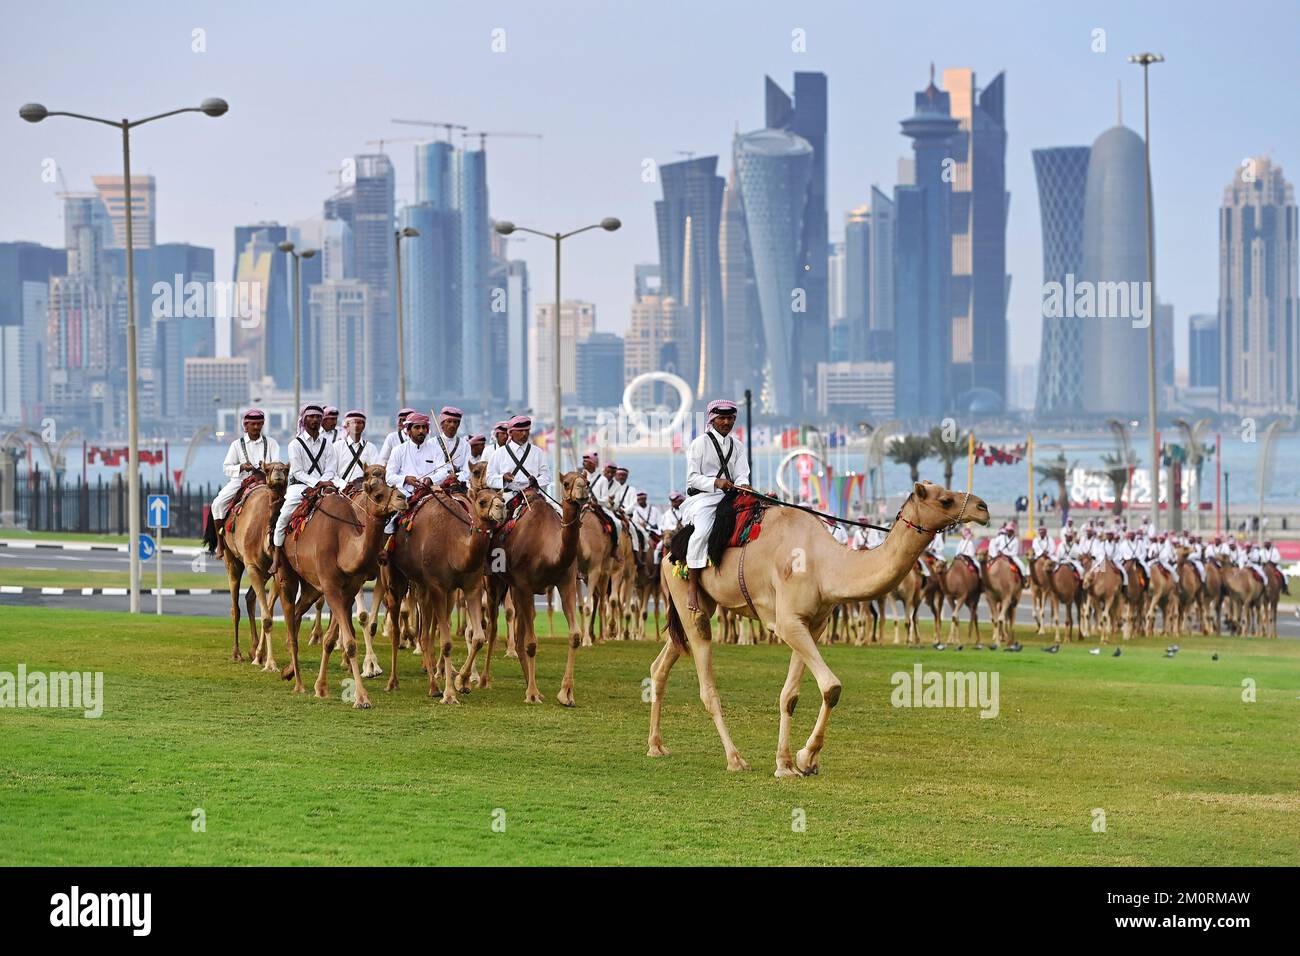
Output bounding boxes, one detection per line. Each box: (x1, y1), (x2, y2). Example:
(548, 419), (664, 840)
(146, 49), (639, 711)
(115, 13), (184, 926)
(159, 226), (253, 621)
(1201, 558), (1226, 634)
(385, 484), (504, 702)
(482, 470), (589, 705)
(649, 480), (988, 777)
(1172, 558), (1205, 635)
(889, 553), (942, 646)
(1145, 562), (1180, 636)
(1223, 566), (1265, 636)
(1084, 560), (1125, 643)
(1047, 560), (1085, 644)
(981, 553), (1024, 648)
(1029, 553), (1055, 634)
(275, 470), (408, 707)
(1261, 563), (1284, 639)
(938, 553), (983, 647)
(576, 505), (619, 646)
(1120, 559), (1149, 638)
(219, 462), (289, 670)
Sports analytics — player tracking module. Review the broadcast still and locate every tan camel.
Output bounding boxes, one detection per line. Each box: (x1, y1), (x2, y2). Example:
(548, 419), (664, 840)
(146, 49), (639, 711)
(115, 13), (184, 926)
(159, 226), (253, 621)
(1047, 561), (1085, 644)
(1172, 558), (1204, 635)
(219, 462), (289, 669)
(1261, 563), (1284, 638)
(1084, 560), (1125, 643)
(385, 485), (504, 703)
(981, 553), (1024, 647)
(482, 471), (589, 704)
(576, 505), (619, 646)
(1030, 553), (1054, 634)
(1120, 559), (1149, 638)
(889, 553), (942, 645)
(649, 481), (988, 777)
(1201, 558), (1226, 634)
(275, 471), (407, 706)
(938, 554), (983, 647)
(1145, 563), (1180, 636)
(1223, 566), (1265, 636)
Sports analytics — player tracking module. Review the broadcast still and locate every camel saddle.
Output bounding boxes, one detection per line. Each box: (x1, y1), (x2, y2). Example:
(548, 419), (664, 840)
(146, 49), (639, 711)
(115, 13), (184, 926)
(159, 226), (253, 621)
(666, 490), (767, 569)
(397, 483), (470, 533)
(224, 470), (268, 534)
(991, 552), (1024, 585)
(492, 489), (544, 546)
(589, 502), (618, 545)
(287, 483), (340, 540)
(956, 554), (980, 575)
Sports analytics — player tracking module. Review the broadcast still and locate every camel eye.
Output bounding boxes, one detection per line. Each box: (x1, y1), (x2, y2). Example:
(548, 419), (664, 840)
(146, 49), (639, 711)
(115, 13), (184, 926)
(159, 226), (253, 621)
(940, 497), (953, 507)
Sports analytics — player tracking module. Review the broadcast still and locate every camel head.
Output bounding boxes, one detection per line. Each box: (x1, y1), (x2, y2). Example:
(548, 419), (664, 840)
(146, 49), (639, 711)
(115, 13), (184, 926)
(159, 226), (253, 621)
(360, 470), (408, 517)
(469, 460), (488, 491)
(471, 487), (506, 527)
(901, 480), (989, 532)
(264, 461), (289, 494)
(560, 470), (590, 503)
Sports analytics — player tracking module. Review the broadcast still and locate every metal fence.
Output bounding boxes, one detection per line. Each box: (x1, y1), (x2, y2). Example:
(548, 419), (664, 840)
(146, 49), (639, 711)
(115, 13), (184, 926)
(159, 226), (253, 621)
(4, 472), (215, 538)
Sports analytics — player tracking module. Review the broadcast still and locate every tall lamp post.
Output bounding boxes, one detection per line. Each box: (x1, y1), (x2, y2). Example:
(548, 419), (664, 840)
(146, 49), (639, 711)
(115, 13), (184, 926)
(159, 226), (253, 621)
(493, 218), (621, 494)
(393, 226), (420, 409)
(277, 241), (318, 418)
(20, 97), (228, 613)
(1128, 51), (1164, 533)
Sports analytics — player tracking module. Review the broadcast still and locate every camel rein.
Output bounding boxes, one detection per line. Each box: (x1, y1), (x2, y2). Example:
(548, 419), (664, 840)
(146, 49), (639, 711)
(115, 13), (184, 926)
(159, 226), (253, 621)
(745, 489), (963, 536)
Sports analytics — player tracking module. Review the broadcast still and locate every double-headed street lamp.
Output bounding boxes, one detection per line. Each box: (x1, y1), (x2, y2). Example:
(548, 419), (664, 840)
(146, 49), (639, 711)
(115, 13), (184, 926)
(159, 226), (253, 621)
(493, 217), (621, 494)
(20, 97), (228, 614)
(277, 241), (318, 419)
(1127, 51), (1164, 532)
(393, 226), (420, 409)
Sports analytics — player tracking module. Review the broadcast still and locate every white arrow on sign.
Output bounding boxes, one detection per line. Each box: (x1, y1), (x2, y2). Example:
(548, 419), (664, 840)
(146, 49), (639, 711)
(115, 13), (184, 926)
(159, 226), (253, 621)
(148, 496), (168, 526)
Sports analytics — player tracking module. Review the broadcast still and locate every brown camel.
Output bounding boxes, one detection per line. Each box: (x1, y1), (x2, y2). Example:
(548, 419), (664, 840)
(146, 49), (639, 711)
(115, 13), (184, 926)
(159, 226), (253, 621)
(1030, 552), (1055, 634)
(1201, 558), (1226, 634)
(219, 462), (289, 669)
(1048, 561), (1085, 643)
(385, 484), (504, 702)
(1083, 559), (1125, 643)
(1120, 559), (1149, 637)
(1223, 566), (1265, 636)
(649, 481), (989, 777)
(937, 553), (983, 647)
(889, 553), (943, 645)
(981, 553), (1024, 647)
(576, 505), (619, 646)
(1261, 563), (1284, 638)
(1172, 558), (1205, 635)
(482, 470), (589, 704)
(1145, 562), (1180, 636)
(275, 471), (407, 706)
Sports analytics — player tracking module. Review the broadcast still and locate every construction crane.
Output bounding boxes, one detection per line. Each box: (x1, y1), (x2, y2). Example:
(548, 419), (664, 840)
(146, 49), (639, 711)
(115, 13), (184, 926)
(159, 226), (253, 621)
(461, 130), (542, 150)
(364, 136), (429, 154)
(676, 150), (697, 161)
(391, 118), (467, 141)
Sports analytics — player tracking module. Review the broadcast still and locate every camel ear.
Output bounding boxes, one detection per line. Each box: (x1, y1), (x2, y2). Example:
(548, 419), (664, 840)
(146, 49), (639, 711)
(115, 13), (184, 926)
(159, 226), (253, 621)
(913, 481), (929, 500)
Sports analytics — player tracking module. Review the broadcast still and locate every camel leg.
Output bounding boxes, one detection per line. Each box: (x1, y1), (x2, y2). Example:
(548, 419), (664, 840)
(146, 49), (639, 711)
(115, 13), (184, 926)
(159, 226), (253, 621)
(684, 608), (749, 771)
(225, 560), (245, 662)
(247, 567), (279, 672)
(774, 651), (807, 778)
(455, 581), (488, 692)
(780, 619), (842, 776)
(413, 586), (441, 698)
(503, 592), (519, 659)
(556, 572), (582, 707)
(243, 583), (258, 663)
(327, 589), (371, 709)
(277, 573), (308, 694)
(314, 608), (340, 699)
(361, 575), (384, 679)
(479, 584), (502, 691)
(646, 635), (681, 757)
(383, 577), (404, 693)
(434, 589), (458, 704)
(511, 585), (544, 704)
(308, 597), (324, 646)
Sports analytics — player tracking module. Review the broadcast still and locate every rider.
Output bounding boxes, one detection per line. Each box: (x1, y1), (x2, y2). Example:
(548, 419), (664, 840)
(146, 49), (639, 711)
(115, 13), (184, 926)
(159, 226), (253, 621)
(680, 399), (750, 613)
(208, 407), (280, 556)
(334, 410), (378, 488)
(1262, 539), (1289, 593)
(427, 405), (472, 490)
(486, 415), (552, 508)
(320, 406), (341, 444)
(377, 408), (417, 466)
(467, 434), (489, 469)
(1031, 525), (1053, 562)
(270, 404), (338, 575)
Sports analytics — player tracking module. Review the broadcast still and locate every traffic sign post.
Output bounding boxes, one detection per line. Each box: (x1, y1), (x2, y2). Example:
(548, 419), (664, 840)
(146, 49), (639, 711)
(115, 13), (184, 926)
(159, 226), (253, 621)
(146, 495), (169, 615)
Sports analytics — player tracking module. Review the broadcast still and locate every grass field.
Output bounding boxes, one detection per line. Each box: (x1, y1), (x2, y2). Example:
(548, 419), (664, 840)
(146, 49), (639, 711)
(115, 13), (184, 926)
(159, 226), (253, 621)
(0, 605), (1297, 866)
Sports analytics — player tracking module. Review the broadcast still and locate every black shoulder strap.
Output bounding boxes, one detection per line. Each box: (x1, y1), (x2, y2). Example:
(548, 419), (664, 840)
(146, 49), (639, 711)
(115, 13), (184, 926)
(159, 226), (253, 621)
(296, 436), (326, 475)
(707, 432), (733, 482)
(238, 437), (250, 465)
(504, 442), (534, 483)
(343, 441), (366, 479)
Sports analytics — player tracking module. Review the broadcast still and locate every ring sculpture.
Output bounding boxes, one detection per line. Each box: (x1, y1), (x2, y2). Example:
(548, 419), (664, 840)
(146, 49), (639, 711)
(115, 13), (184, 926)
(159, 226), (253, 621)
(622, 371), (694, 443)
(775, 446), (828, 500)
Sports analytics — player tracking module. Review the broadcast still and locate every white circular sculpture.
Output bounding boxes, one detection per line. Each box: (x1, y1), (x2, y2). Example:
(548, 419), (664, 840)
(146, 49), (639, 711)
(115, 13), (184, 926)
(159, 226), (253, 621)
(775, 446), (828, 499)
(622, 371), (693, 442)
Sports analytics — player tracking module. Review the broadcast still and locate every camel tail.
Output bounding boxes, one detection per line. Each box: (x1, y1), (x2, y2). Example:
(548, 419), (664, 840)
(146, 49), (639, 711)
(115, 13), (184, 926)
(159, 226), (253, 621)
(665, 596), (690, 654)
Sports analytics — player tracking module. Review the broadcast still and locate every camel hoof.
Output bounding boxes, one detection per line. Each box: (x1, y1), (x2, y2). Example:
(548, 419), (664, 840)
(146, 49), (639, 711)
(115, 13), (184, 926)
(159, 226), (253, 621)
(556, 689), (575, 707)
(353, 697), (372, 710)
(231, 651), (243, 663)
(774, 765), (802, 779)
(524, 692), (545, 704)
(795, 748), (820, 776)
(477, 679), (492, 691)
(385, 677), (398, 692)
(647, 743), (670, 757)
(314, 686), (329, 699)
(261, 661), (279, 674)
(291, 683), (306, 695)
(726, 754), (751, 772)
(439, 695), (460, 705)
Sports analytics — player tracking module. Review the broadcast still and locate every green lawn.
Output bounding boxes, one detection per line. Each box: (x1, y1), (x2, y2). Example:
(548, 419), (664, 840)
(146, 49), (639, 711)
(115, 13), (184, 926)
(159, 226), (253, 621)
(0, 568), (225, 590)
(0, 606), (1296, 866)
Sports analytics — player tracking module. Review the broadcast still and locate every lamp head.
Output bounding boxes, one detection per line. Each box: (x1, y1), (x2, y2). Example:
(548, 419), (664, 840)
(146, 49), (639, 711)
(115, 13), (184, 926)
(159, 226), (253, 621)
(494, 221), (515, 236)
(277, 240), (295, 254)
(401, 226), (420, 238)
(19, 103), (48, 123)
(600, 217), (622, 232)
(200, 98), (229, 117)
(301, 249), (317, 259)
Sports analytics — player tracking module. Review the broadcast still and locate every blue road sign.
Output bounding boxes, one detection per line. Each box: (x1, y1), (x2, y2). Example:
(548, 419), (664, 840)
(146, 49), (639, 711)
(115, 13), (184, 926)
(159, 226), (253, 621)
(138, 534), (156, 561)
(147, 494), (170, 529)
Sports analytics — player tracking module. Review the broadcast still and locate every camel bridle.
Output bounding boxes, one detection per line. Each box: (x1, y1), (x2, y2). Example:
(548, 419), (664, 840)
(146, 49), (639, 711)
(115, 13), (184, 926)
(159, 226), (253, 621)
(895, 489), (972, 536)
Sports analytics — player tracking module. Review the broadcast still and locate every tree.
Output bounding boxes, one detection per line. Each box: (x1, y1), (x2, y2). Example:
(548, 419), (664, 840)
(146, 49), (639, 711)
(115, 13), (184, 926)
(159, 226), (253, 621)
(1099, 450), (1137, 516)
(887, 434), (934, 484)
(1034, 452), (1075, 522)
(927, 425), (970, 489)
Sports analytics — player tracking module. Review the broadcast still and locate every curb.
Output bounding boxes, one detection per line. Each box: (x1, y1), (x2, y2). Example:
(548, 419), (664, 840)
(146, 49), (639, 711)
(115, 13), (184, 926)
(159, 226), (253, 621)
(0, 584), (217, 596)
(0, 539), (202, 556)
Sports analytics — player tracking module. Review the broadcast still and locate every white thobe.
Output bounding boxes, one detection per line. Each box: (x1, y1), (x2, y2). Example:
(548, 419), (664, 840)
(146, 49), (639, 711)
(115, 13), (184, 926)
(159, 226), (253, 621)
(486, 440), (551, 502)
(377, 429), (407, 466)
(212, 434), (280, 519)
(334, 437), (378, 487)
(680, 427), (750, 570)
(274, 433), (338, 546)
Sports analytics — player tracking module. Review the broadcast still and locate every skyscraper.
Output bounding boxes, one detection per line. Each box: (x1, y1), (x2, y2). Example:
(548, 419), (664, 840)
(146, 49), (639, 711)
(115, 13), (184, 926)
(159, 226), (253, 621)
(0, 242), (65, 425)
(505, 259), (529, 406)
(766, 72), (829, 392)
(453, 147), (491, 409)
(231, 224), (290, 389)
(654, 156), (724, 397)
(1032, 145), (1090, 414)
(843, 205), (870, 362)
(530, 300), (595, 413)
(1080, 124), (1150, 416)
(719, 169), (758, 399)
(576, 332), (625, 407)
(92, 174), (156, 248)
(1218, 157), (1298, 414)
(943, 68), (1009, 407)
(400, 201), (459, 406)
(894, 69), (958, 419)
(1188, 313), (1219, 390)
(867, 186), (895, 363)
(624, 293), (682, 407)
(311, 279), (373, 415)
(735, 128), (813, 417)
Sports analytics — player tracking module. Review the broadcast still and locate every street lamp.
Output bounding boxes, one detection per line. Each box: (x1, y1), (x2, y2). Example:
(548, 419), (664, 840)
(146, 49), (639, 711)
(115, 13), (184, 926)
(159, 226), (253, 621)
(277, 241), (318, 419)
(394, 226), (420, 409)
(20, 97), (228, 613)
(1127, 51), (1164, 533)
(494, 217), (621, 494)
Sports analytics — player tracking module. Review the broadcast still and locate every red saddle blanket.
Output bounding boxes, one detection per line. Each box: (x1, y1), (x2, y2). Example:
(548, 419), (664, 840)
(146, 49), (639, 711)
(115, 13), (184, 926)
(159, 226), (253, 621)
(224, 471), (267, 533)
(492, 490), (542, 546)
(726, 492), (765, 549)
(397, 485), (470, 532)
(288, 484), (340, 539)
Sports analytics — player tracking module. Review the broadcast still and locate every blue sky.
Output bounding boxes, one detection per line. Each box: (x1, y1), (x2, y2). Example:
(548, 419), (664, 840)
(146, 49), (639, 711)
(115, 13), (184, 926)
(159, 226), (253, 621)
(5, 0), (1298, 372)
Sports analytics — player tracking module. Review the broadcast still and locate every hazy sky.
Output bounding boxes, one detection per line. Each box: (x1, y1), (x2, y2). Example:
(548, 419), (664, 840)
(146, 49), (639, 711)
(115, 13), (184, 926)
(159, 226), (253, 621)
(5, 0), (1299, 373)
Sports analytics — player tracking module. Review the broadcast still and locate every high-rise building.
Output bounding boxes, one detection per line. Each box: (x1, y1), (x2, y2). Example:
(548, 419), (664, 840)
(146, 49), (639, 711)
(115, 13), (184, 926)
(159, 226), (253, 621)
(624, 294), (682, 407)
(184, 356), (249, 423)
(1032, 145), (1090, 415)
(1188, 313), (1219, 390)
(943, 68), (1009, 407)
(767, 72), (830, 392)
(453, 148), (490, 409)
(530, 300), (595, 413)
(815, 361), (894, 418)
(576, 332), (625, 407)
(92, 174), (156, 248)
(505, 259), (529, 406)
(634, 263), (661, 299)
(719, 171), (759, 399)
(843, 206), (869, 361)
(400, 201), (459, 406)
(654, 156), (724, 397)
(894, 70), (958, 419)
(1080, 124), (1151, 416)
(311, 279), (373, 415)
(1218, 157), (1298, 414)
(231, 224), (290, 389)
(735, 128), (813, 417)
(1156, 301), (1175, 401)
(0, 242), (65, 424)
(867, 186), (895, 363)
(155, 316), (215, 422)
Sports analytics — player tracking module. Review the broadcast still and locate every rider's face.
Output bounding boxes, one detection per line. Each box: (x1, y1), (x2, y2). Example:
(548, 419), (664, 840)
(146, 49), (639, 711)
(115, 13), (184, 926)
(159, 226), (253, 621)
(245, 420), (263, 440)
(408, 423), (429, 443)
(713, 413), (736, 436)
(304, 414), (322, 434)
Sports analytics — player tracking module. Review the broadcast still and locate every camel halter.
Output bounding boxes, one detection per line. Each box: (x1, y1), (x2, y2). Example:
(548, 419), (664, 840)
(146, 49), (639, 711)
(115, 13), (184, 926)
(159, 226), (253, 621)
(895, 490), (970, 536)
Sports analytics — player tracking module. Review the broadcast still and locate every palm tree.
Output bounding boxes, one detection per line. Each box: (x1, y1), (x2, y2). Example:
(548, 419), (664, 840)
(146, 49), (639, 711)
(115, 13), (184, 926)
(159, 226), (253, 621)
(1099, 450), (1137, 516)
(1034, 451), (1074, 522)
(927, 425), (969, 489)
(887, 434), (934, 484)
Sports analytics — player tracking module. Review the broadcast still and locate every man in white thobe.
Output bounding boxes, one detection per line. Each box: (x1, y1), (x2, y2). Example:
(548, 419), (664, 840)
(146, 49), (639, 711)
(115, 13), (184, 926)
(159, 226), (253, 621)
(270, 404), (338, 573)
(208, 407), (280, 555)
(333, 409), (378, 488)
(486, 415), (552, 508)
(681, 399), (750, 612)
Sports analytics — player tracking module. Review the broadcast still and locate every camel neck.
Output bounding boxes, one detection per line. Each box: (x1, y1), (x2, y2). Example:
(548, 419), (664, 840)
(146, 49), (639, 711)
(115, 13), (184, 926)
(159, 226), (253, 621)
(337, 495), (385, 575)
(557, 498), (582, 566)
(822, 518), (934, 604)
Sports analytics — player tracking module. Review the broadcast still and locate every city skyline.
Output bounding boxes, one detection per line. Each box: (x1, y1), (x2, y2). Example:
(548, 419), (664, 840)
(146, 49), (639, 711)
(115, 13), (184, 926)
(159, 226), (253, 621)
(7, 0), (1299, 385)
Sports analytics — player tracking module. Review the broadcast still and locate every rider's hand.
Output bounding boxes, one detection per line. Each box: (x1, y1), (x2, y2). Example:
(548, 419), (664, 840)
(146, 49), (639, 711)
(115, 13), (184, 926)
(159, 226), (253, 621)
(239, 462), (253, 472)
(715, 478), (733, 491)
(504, 471), (515, 483)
